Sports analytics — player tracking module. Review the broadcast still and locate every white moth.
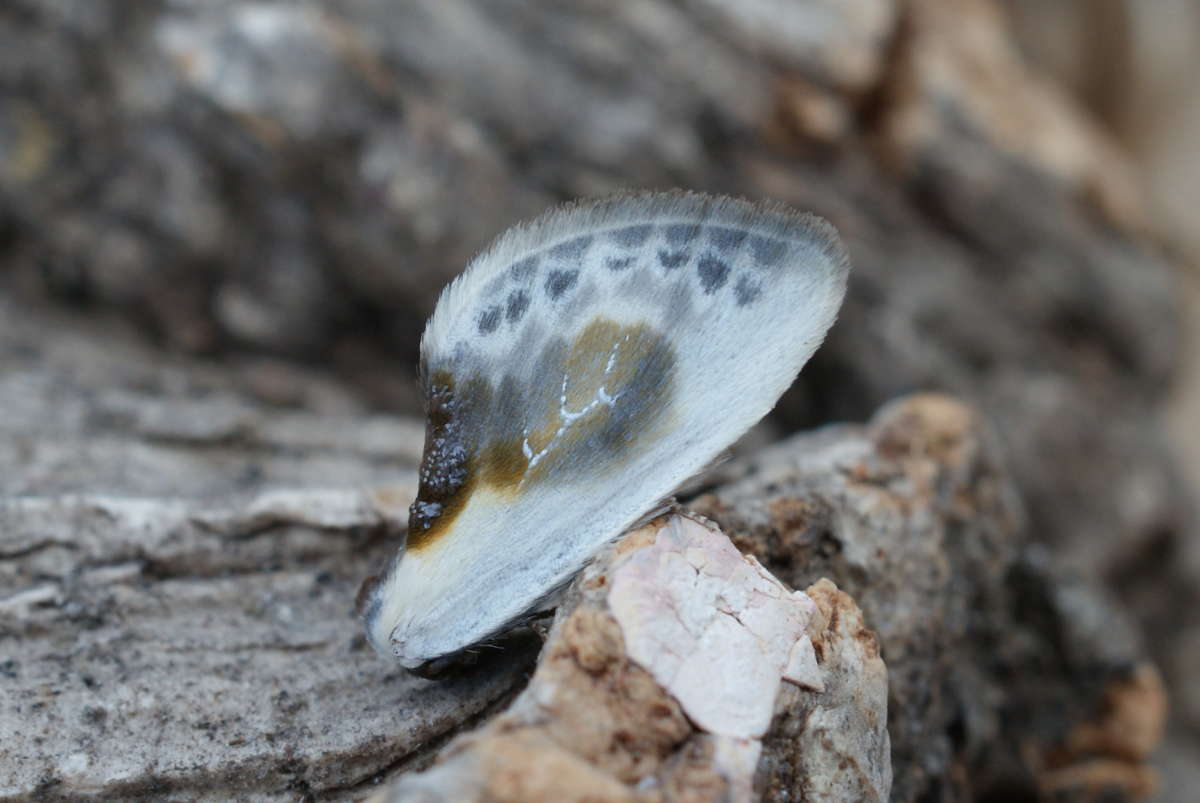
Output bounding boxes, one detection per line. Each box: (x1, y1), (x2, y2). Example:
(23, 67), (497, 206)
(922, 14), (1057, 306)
(358, 191), (849, 670)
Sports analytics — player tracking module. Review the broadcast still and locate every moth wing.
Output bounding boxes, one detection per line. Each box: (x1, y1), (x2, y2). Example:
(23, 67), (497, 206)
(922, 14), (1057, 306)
(364, 191), (849, 667)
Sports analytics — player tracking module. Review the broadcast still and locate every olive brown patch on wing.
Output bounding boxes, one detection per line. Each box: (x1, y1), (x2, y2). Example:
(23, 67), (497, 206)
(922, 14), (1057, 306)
(405, 319), (676, 554)
(515, 318), (677, 484)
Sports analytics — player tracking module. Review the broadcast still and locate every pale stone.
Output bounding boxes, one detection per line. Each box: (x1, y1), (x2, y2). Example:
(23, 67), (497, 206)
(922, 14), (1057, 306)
(607, 516), (821, 740)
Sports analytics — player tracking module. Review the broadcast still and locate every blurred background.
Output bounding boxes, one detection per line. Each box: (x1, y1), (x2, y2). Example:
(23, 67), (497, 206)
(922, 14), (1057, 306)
(1, 0), (1197, 800)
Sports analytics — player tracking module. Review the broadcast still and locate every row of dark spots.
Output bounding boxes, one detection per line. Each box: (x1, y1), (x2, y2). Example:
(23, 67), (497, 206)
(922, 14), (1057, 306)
(708, 226), (747, 252)
(545, 269), (579, 299)
(476, 282), (549, 334)
(478, 238), (590, 333)
(749, 234), (787, 267)
(656, 224), (697, 272)
(477, 294), (540, 332)
(548, 234), (594, 261)
(702, 254), (765, 305)
(708, 225), (788, 269)
(478, 287), (532, 333)
(611, 222), (787, 270)
(479, 226), (784, 333)
(484, 254), (539, 300)
(697, 253), (763, 305)
(734, 275), (762, 306)
(706, 225), (791, 269)
(607, 225), (654, 272)
(690, 225), (778, 305)
(575, 223), (781, 308)
(511, 255), (539, 280)
(657, 224), (703, 272)
(656, 227), (787, 270)
(478, 305), (503, 334)
(541, 235), (589, 302)
(608, 224), (653, 247)
(658, 250), (688, 270)
(697, 255), (729, 294)
(506, 289), (530, 323)
(551, 222), (784, 277)
(479, 255), (540, 333)
(665, 223), (701, 245)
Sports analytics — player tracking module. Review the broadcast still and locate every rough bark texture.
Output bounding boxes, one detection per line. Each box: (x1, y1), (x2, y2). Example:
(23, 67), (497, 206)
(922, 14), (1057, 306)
(1, 0), (1192, 800)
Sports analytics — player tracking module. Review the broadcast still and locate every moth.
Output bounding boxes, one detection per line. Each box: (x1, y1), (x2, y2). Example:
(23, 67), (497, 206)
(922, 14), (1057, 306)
(358, 191), (849, 671)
